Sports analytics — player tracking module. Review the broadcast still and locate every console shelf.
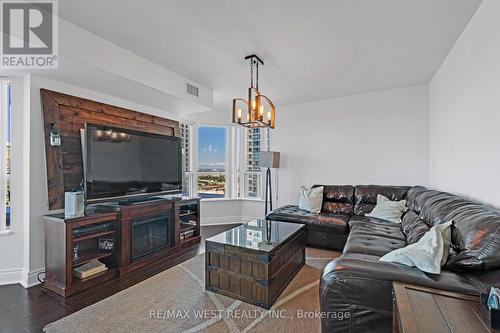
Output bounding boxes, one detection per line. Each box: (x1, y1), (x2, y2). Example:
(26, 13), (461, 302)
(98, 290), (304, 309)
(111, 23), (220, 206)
(73, 249), (114, 267)
(73, 230), (116, 242)
(180, 211), (197, 217)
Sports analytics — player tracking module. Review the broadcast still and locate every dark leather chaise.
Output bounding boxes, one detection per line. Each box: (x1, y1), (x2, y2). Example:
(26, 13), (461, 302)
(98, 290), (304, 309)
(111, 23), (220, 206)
(266, 185), (500, 333)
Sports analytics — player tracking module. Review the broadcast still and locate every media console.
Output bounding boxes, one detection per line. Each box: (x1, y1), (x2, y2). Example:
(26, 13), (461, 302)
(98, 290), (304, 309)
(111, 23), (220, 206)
(43, 197), (200, 297)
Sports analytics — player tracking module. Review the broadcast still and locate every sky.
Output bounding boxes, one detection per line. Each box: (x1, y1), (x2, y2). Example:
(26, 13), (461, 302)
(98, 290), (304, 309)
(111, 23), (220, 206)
(198, 126), (226, 170)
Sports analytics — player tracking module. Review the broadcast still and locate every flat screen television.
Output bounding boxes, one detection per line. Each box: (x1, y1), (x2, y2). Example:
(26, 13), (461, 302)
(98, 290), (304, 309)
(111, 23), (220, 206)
(83, 123), (182, 203)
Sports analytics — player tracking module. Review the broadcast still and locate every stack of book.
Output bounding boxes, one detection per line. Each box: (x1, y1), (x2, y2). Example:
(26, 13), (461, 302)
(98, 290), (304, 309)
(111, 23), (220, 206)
(180, 228), (195, 240)
(180, 220), (197, 240)
(73, 260), (108, 279)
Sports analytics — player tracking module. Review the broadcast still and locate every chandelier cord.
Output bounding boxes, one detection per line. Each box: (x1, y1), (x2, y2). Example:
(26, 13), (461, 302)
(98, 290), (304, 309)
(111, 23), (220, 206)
(256, 61), (259, 90)
(250, 59), (254, 88)
(249, 58), (260, 90)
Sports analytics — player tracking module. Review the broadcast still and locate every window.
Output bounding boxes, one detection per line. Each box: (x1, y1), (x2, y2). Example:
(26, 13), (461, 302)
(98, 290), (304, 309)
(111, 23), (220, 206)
(0, 81), (11, 231)
(197, 126), (227, 198)
(180, 122), (265, 201)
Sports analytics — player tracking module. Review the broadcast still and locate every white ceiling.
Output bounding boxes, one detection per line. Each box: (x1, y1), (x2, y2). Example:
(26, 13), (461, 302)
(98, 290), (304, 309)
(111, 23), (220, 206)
(59, 0), (482, 112)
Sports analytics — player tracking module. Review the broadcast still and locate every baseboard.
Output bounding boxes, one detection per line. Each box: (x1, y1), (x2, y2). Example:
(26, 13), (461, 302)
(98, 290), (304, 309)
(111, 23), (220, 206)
(0, 267), (45, 287)
(0, 268), (23, 286)
(20, 268), (45, 288)
(201, 215), (261, 226)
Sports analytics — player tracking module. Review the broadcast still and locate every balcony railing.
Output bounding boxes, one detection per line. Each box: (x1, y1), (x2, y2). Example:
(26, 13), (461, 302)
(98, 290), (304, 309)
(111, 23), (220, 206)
(184, 172), (226, 199)
(184, 170), (262, 200)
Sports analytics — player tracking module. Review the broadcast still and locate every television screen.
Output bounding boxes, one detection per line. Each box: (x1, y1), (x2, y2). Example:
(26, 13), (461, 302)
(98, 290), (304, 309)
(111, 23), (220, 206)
(84, 124), (182, 202)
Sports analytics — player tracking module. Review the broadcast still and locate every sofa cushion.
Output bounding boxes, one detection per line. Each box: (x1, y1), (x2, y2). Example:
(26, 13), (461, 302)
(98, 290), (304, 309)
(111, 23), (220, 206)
(266, 205), (349, 234)
(401, 211), (430, 244)
(406, 186), (432, 216)
(420, 192), (470, 227)
(349, 215), (405, 240)
(343, 218), (406, 256)
(445, 202), (500, 271)
(343, 234), (406, 257)
(313, 185), (354, 214)
(354, 185), (411, 215)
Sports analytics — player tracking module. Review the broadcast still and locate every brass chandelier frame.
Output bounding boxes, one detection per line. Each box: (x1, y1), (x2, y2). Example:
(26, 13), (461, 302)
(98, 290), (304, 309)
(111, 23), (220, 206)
(232, 55), (276, 129)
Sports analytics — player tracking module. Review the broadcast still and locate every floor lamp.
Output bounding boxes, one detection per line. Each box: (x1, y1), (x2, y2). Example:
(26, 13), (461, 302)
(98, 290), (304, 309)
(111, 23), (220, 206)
(260, 151), (280, 216)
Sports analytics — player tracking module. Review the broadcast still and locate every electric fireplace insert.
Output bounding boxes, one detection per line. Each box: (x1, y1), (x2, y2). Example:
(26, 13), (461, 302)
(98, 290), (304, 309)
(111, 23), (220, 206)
(130, 213), (170, 261)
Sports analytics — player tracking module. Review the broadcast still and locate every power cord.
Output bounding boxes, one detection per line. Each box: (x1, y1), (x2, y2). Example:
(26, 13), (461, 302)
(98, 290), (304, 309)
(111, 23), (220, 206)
(37, 271), (46, 283)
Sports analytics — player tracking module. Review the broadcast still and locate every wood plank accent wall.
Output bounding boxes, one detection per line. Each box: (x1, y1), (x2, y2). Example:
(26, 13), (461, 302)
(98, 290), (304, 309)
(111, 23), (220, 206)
(40, 89), (180, 210)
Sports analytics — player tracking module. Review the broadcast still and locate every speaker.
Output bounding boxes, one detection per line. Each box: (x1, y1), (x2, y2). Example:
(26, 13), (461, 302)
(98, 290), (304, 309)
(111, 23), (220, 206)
(65, 191), (85, 218)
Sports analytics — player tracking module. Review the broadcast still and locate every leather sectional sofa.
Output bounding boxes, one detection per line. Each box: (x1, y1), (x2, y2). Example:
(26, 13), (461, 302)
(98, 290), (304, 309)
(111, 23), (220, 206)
(266, 185), (500, 333)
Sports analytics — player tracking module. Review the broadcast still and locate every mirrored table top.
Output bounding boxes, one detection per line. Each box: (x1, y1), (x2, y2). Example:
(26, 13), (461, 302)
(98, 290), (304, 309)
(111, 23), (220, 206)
(206, 219), (305, 252)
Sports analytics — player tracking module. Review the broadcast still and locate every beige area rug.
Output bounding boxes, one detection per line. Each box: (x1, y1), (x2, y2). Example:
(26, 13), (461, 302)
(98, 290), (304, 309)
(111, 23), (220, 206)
(44, 248), (339, 333)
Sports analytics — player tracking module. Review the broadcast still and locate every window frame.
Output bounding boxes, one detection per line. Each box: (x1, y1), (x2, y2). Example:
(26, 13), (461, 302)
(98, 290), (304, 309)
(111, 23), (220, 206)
(180, 122), (266, 201)
(183, 123), (232, 200)
(0, 80), (10, 232)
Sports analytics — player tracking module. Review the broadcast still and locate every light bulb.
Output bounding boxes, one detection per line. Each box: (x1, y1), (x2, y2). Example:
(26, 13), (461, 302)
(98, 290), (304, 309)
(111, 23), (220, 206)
(237, 108), (242, 123)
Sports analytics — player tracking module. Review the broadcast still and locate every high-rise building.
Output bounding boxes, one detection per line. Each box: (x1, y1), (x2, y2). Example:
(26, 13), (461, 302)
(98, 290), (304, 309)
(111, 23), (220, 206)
(245, 128), (261, 197)
(180, 123), (192, 194)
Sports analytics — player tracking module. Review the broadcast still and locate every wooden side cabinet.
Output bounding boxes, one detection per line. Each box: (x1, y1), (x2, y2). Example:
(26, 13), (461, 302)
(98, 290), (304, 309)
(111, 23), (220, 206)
(44, 211), (120, 297)
(393, 282), (499, 333)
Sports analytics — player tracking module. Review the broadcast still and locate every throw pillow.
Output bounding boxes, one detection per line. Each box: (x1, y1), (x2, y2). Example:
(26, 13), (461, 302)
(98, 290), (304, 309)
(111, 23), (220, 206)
(298, 186), (324, 213)
(366, 194), (407, 223)
(379, 221), (453, 274)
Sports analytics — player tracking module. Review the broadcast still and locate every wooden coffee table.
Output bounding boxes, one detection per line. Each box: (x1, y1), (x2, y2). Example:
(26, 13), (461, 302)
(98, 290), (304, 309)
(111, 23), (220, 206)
(205, 219), (305, 309)
(393, 282), (499, 333)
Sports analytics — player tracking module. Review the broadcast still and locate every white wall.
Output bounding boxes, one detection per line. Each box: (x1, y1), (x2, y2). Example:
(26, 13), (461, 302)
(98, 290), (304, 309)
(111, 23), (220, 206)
(271, 85), (430, 205)
(200, 199), (263, 225)
(429, 0), (500, 207)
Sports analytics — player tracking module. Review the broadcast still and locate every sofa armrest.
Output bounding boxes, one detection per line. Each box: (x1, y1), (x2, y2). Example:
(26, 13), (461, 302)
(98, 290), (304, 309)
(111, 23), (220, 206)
(319, 257), (484, 333)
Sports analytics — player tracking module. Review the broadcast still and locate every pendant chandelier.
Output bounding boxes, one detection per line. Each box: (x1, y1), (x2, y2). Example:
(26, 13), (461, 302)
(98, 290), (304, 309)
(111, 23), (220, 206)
(232, 55), (276, 129)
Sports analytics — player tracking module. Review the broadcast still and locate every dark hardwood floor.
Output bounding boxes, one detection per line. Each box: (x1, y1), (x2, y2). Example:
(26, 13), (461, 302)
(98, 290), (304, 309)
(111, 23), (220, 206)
(0, 224), (240, 333)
